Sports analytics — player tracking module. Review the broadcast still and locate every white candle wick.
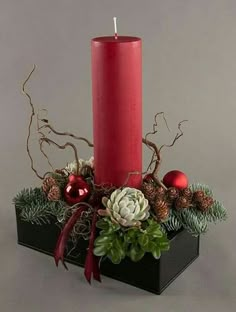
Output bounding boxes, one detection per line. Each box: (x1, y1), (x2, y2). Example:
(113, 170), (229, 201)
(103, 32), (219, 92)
(113, 17), (118, 39)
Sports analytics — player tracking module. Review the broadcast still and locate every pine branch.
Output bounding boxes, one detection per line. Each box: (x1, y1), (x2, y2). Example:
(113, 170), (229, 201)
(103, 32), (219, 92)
(206, 200), (227, 223)
(13, 187), (67, 225)
(20, 202), (51, 225)
(48, 200), (67, 222)
(177, 208), (208, 236)
(190, 183), (213, 197)
(13, 188), (47, 210)
(163, 210), (182, 232)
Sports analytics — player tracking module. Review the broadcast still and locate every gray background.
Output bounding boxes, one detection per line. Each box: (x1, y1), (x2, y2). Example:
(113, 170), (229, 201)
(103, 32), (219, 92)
(0, 0), (235, 311)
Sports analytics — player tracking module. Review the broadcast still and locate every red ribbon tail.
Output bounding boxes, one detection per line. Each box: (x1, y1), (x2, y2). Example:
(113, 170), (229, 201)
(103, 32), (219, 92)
(84, 209), (101, 283)
(93, 257), (101, 282)
(54, 206), (87, 269)
(54, 230), (69, 270)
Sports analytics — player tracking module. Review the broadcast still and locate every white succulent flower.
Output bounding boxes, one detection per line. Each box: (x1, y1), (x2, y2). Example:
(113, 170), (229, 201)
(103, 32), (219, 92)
(65, 156), (94, 174)
(102, 187), (150, 227)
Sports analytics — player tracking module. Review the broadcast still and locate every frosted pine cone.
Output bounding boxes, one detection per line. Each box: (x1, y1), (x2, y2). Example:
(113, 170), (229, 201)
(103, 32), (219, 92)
(193, 190), (205, 202)
(167, 187), (179, 202)
(42, 177), (57, 193)
(155, 187), (166, 200)
(142, 182), (157, 203)
(197, 196), (214, 212)
(205, 196), (214, 207)
(47, 185), (61, 201)
(154, 199), (169, 222)
(175, 196), (190, 210)
(180, 188), (192, 200)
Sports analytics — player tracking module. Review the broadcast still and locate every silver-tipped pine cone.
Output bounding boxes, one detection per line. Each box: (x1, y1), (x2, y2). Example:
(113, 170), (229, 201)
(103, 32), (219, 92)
(167, 187), (179, 202)
(142, 182), (156, 203)
(154, 199), (169, 222)
(47, 185), (61, 201)
(175, 196), (190, 210)
(193, 190), (205, 202)
(180, 188), (193, 200)
(102, 187), (150, 227)
(197, 196), (214, 212)
(42, 176), (57, 193)
(155, 187), (166, 199)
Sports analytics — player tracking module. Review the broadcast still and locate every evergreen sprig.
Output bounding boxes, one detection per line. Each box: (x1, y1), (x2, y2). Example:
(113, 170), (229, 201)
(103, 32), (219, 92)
(94, 218), (170, 264)
(162, 183), (227, 236)
(13, 187), (67, 225)
(163, 209), (182, 232)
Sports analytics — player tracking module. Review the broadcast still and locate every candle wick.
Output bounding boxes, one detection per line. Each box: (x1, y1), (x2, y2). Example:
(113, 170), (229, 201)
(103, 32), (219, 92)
(113, 17), (118, 39)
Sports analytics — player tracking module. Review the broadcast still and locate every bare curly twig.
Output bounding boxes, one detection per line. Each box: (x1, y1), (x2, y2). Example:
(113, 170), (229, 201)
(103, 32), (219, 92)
(159, 120), (187, 152)
(39, 138), (80, 175)
(38, 123), (94, 147)
(22, 65), (44, 180)
(142, 137), (167, 189)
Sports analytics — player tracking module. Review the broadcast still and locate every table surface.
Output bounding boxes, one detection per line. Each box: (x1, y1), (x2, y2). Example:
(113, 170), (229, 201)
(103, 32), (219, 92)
(1, 207), (235, 312)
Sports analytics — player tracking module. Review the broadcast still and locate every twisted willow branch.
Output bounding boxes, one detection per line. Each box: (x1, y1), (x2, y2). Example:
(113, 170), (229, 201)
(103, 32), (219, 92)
(145, 112), (170, 174)
(159, 120), (187, 152)
(38, 123), (94, 147)
(22, 65), (44, 180)
(142, 137), (166, 189)
(39, 138), (80, 175)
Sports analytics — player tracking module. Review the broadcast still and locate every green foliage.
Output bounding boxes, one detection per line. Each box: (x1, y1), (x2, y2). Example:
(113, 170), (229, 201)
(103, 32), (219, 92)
(206, 200), (227, 223)
(163, 210), (182, 232)
(162, 183), (227, 236)
(190, 183), (213, 197)
(177, 208), (208, 236)
(94, 218), (170, 264)
(13, 187), (67, 225)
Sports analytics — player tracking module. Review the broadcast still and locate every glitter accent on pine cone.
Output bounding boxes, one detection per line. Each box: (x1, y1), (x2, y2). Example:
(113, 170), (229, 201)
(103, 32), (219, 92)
(47, 185), (61, 201)
(154, 199), (169, 222)
(192, 190), (205, 202)
(42, 176), (57, 193)
(197, 196), (214, 212)
(205, 196), (214, 207)
(175, 196), (190, 210)
(167, 187), (179, 201)
(155, 187), (166, 200)
(142, 182), (156, 203)
(180, 188), (192, 200)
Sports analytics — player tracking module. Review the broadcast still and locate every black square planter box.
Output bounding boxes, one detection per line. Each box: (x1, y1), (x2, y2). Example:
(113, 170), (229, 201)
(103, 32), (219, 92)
(15, 208), (199, 294)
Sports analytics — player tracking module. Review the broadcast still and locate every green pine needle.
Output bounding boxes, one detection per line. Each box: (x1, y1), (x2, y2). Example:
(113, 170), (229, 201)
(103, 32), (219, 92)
(13, 187), (67, 225)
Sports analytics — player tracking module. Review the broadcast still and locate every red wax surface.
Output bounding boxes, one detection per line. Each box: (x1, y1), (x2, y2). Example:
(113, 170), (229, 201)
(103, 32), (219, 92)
(91, 36), (142, 188)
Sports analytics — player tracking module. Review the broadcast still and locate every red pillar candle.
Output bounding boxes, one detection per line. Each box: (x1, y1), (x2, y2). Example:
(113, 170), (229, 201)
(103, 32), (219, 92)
(91, 36), (142, 188)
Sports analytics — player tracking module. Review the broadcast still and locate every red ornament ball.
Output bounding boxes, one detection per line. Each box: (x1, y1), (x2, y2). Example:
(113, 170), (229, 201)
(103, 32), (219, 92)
(143, 173), (155, 183)
(163, 170), (188, 189)
(64, 175), (90, 205)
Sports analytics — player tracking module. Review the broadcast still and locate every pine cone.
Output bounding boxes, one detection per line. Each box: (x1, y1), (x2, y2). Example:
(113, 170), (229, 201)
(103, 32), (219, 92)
(155, 187), (166, 200)
(205, 196), (214, 207)
(154, 199), (169, 222)
(167, 187), (179, 202)
(175, 196), (190, 210)
(193, 190), (205, 202)
(180, 188), (192, 200)
(197, 196), (214, 212)
(42, 177), (57, 193)
(142, 182), (156, 203)
(47, 185), (61, 201)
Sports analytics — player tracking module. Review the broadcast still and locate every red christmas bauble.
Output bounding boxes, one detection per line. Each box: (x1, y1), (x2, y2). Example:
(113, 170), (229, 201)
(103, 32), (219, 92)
(64, 175), (90, 205)
(163, 170), (188, 189)
(143, 174), (155, 183)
